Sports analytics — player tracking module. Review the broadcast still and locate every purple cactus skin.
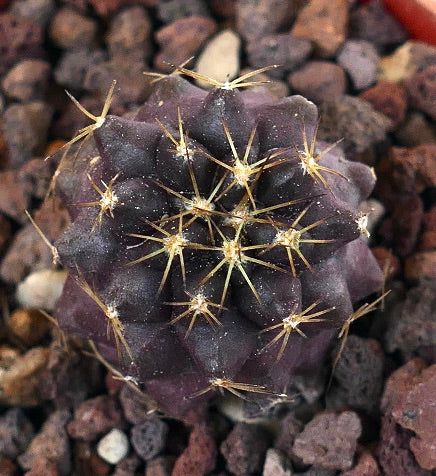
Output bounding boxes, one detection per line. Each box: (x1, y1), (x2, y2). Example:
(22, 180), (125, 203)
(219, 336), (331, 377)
(54, 70), (383, 417)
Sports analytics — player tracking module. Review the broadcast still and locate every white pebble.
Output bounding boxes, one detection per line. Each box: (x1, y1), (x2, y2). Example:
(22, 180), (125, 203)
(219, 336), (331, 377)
(97, 428), (129, 465)
(16, 268), (67, 311)
(195, 29), (241, 89)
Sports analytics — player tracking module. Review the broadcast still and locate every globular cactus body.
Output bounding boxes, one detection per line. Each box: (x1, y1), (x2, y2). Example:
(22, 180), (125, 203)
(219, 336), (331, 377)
(54, 71), (383, 416)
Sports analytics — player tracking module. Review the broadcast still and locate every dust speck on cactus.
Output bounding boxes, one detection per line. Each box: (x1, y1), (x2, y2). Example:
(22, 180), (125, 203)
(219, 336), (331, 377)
(51, 67), (384, 417)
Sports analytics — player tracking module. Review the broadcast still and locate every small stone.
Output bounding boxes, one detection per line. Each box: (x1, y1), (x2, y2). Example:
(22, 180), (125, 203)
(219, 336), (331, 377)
(24, 457), (59, 476)
(371, 247), (400, 280)
(106, 6), (152, 63)
(405, 64), (436, 120)
(145, 456), (175, 476)
(0, 170), (31, 222)
(288, 61), (346, 104)
(54, 48), (107, 90)
(3, 101), (53, 168)
(349, 0), (408, 48)
(404, 251), (436, 281)
(49, 7), (97, 49)
(337, 40), (379, 90)
(341, 448), (380, 476)
(395, 113), (436, 147)
(0, 408), (34, 458)
(19, 157), (55, 200)
(0, 346), (49, 406)
(10, 0), (55, 28)
(236, 0), (296, 41)
(359, 81), (407, 130)
(68, 395), (124, 442)
(247, 34), (312, 78)
(6, 308), (50, 345)
(292, 410), (362, 471)
(221, 423), (270, 476)
(0, 13), (43, 75)
(113, 453), (141, 476)
(18, 410), (71, 475)
(378, 40), (436, 83)
(2, 59), (50, 101)
(240, 69), (289, 99)
(172, 424), (216, 476)
(154, 16), (217, 73)
(274, 412), (304, 458)
(16, 269), (67, 311)
(97, 429), (129, 465)
(0, 198), (70, 284)
(263, 449), (292, 476)
(130, 417), (169, 461)
(419, 206), (436, 251)
(195, 29), (241, 88)
(157, 0), (209, 23)
(291, 0), (349, 58)
(327, 336), (385, 415)
(383, 281), (436, 359)
(119, 384), (150, 424)
(318, 96), (391, 161)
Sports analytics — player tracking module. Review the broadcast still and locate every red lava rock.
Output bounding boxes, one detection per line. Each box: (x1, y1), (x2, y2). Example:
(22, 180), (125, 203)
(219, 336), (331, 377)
(288, 61), (347, 104)
(0, 13), (43, 75)
(106, 6), (152, 63)
(405, 250), (436, 281)
(292, 410), (362, 471)
(2, 59), (50, 102)
(18, 410), (71, 475)
(0, 169), (31, 222)
(340, 447), (380, 476)
(318, 96), (391, 161)
(119, 384), (150, 425)
(274, 412), (304, 458)
(18, 157), (55, 200)
(154, 16), (217, 73)
(236, 0), (296, 41)
(145, 455), (175, 476)
(221, 423), (269, 476)
(54, 48), (107, 91)
(130, 416), (169, 461)
(24, 457), (59, 476)
(68, 395), (124, 442)
(156, 0), (209, 24)
(209, 0), (235, 19)
(173, 424), (216, 476)
(349, 0), (408, 48)
(395, 112), (436, 147)
(3, 101), (53, 168)
(0, 214), (11, 252)
(0, 197), (69, 284)
(337, 40), (379, 90)
(0, 455), (17, 476)
(327, 336), (385, 415)
(377, 414), (431, 476)
(291, 0), (348, 58)
(0, 346), (50, 406)
(359, 82), (407, 130)
(0, 408), (34, 458)
(247, 34), (312, 78)
(405, 64), (436, 120)
(73, 441), (110, 476)
(113, 452), (141, 476)
(49, 7), (97, 50)
(390, 364), (436, 470)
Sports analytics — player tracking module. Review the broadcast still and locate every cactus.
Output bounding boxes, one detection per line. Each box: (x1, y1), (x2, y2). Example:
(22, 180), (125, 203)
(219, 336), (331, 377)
(53, 68), (384, 417)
